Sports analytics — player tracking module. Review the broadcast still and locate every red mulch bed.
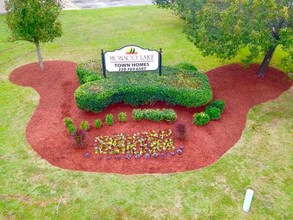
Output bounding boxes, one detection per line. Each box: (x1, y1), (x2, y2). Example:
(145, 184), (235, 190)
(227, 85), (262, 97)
(9, 61), (292, 174)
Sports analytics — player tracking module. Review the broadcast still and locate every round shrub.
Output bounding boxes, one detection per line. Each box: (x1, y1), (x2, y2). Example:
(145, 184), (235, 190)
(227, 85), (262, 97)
(95, 119), (102, 129)
(76, 60), (103, 85)
(118, 112), (127, 122)
(105, 114), (114, 126)
(208, 99), (225, 113)
(193, 112), (210, 126)
(205, 106), (221, 120)
(80, 120), (90, 131)
(64, 117), (73, 127)
(67, 124), (76, 135)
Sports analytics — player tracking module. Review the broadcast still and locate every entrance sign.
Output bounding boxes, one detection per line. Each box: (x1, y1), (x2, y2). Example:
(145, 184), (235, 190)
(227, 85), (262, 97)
(101, 45), (162, 78)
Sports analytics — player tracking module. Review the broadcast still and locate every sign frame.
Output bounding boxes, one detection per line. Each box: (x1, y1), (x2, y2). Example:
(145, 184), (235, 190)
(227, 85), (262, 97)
(101, 45), (162, 78)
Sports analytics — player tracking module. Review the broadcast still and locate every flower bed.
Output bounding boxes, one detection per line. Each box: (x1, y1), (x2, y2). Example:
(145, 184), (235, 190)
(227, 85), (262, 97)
(93, 129), (184, 159)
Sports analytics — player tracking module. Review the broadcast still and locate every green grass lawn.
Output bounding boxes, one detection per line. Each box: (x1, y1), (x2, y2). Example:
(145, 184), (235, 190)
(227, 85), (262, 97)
(0, 6), (292, 219)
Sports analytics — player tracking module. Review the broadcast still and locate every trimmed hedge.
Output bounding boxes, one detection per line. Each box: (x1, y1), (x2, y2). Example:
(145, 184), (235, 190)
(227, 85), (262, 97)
(75, 65), (213, 112)
(76, 60), (103, 84)
(132, 108), (177, 123)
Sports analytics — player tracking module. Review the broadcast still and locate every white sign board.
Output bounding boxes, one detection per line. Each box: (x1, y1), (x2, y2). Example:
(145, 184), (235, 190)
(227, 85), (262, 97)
(104, 46), (160, 72)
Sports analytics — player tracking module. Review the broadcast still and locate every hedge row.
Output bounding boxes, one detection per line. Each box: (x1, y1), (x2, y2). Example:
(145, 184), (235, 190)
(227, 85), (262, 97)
(132, 109), (177, 122)
(75, 64), (213, 112)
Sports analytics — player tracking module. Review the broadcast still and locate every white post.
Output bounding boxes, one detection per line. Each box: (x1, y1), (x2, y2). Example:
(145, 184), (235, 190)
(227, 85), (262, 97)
(243, 189), (254, 213)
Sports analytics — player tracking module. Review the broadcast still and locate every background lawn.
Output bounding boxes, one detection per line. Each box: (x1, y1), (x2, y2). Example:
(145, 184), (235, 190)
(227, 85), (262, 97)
(0, 6), (292, 219)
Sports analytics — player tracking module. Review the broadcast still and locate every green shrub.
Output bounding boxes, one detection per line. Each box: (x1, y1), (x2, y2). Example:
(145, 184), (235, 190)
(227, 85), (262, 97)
(175, 62), (198, 71)
(76, 60), (103, 84)
(80, 121), (90, 131)
(132, 109), (144, 121)
(95, 119), (102, 129)
(118, 112), (127, 122)
(105, 114), (114, 126)
(132, 109), (177, 123)
(205, 106), (221, 120)
(75, 65), (212, 112)
(64, 117), (73, 127)
(208, 99), (225, 113)
(67, 124), (76, 134)
(193, 112), (210, 126)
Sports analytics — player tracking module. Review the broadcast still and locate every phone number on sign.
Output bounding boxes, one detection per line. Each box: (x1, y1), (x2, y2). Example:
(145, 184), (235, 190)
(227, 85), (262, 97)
(118, 67), (147, 72)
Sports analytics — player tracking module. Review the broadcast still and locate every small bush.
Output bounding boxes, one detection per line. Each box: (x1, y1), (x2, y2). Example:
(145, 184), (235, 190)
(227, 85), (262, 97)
(64, 117), (73, 127)
(208, 99), (225, 113)
(174, 122), (186, 140)
(175, 62), (198, 71)
(95, 119), (102, 129)
(132, 109), (177, 123)
(105, 114), (114, 126)
(205, 106), (221, 120)
(80, 120), (90, 131)
(76, 60), (103, 85)
(67, 124), (76, 135)
(71, 129), (86, 147)
(193, 112), (210, 126)
(118, 112), (127, 122)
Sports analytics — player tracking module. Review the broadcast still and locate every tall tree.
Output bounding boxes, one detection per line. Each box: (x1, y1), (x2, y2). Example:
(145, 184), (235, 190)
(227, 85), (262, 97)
(5, 0), (63, 71)
(154, 0), (293, 77)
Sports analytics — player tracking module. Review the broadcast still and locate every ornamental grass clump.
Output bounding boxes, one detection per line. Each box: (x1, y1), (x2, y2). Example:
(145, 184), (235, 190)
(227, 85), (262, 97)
(118, 112), (127, 122)
(193, 112), (210, 126)
(105, 114), (114, 126)
(94, 119), (102, 128)
(80, 120), (90, 131)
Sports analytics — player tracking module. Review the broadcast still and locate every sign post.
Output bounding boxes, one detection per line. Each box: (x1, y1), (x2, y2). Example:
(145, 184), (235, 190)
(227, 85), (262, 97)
(101, 45), (162, 78)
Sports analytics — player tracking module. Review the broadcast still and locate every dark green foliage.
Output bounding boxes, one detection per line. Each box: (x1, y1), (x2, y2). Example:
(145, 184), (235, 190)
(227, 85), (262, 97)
(75, 65), (212, 112)
(76, 60), (103, 84)
(205, 107), (221, 120)
(94, 119), (102, 129)
(208, 99), (225, 113)
(154, 0), (293, 75)
(175, 62), (198, 71)
(118, 112), (127, 122)
(80, 121), (90, 131)
(105, 114), (114, 126)
(71, 129), (86, 147)
(193, 112), (210, 126)
(64, 117), (73, 127)
(67, 124), (76, 135)
(132, 109), (177, 123)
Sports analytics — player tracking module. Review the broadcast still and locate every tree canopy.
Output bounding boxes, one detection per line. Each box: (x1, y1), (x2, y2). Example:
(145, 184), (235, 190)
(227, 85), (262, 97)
(5, 0), (63, 70)
(154, 0), (293, 76)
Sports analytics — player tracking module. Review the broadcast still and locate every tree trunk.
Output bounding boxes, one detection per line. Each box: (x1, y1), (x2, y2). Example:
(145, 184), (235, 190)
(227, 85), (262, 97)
(257, 45), (277, 78)
(35, 41), (44, 71)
